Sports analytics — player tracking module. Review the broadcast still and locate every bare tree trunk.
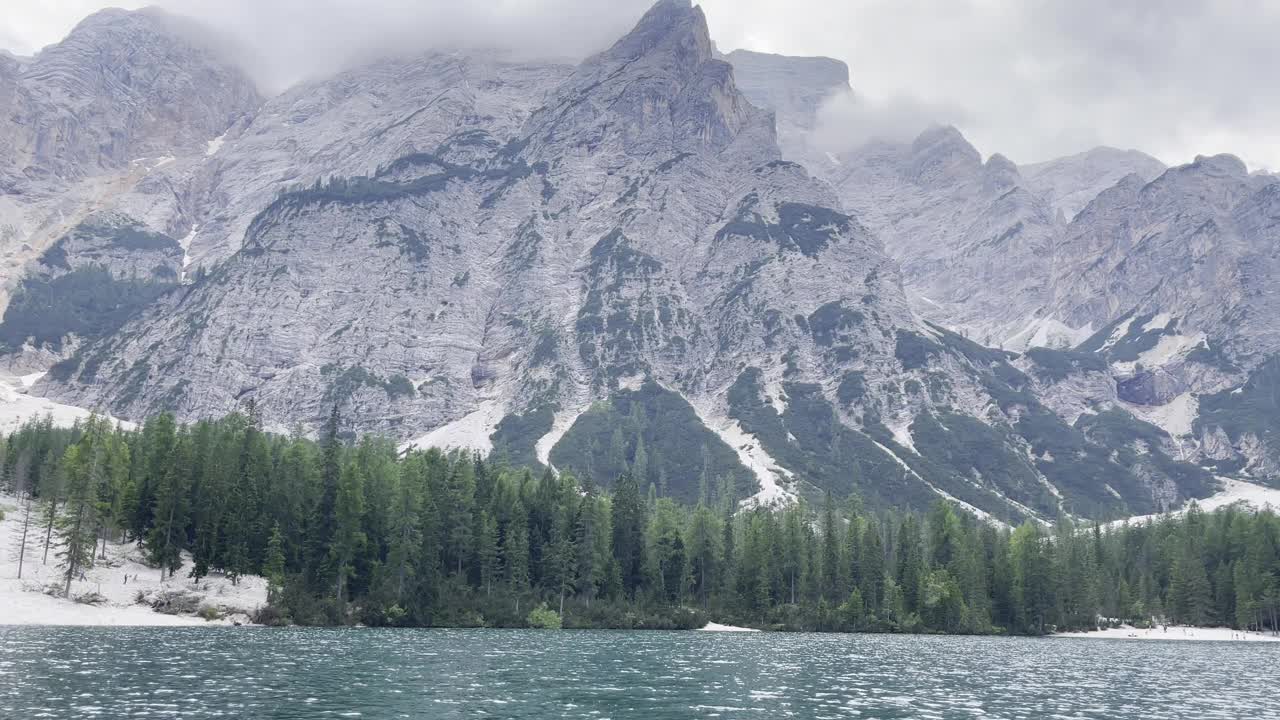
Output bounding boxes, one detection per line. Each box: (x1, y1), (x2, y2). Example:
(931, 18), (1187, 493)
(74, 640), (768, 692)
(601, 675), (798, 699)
(63, 504), (87, 598)
(42, 499), (58, 565)
(16, 493), (33, 579)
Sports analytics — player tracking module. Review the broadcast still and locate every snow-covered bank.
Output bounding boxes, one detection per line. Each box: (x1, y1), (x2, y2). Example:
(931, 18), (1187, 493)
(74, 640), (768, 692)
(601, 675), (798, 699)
(0, 375), (134, 435)
(1055, 624), (1279, 643)
(1107, 478), (1280, 530)
(0, 495), (266, 626)
(700, 622), (761, 632)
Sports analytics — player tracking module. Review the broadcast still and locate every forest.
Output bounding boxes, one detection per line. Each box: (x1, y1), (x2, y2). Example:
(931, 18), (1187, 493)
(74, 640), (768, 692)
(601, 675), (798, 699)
(3, 405), (1279, 635)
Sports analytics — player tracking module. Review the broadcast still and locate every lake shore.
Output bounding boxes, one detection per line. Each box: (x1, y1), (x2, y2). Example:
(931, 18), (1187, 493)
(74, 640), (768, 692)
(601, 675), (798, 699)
(1054, 624), (1280, 642)
(1, 494), (265, 627)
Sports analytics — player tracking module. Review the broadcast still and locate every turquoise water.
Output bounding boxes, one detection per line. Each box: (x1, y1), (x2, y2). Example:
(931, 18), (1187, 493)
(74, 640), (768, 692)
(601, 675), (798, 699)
(1, 627), (1275, 718)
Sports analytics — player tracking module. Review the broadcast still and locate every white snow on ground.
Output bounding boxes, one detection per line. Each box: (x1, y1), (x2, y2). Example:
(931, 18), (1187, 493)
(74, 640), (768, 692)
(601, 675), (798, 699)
(535, 405), (586, 468)
(205, 131), (228, 156)
(1114, 331), (1205, 374)
(0, 377), (134, 435)
(1101, 315), (1138, 351)
(0, 494), (266, 626)
(823, 151), (841, 166)
(1121, 392), (1198, 437)
(1056, 624), (1278, 642)
(689, 401), (795, 508)
(1003, 315), (1091, 351)
(888, 420), (917, 455)
(399, 401), (505, 455)
(868, 439), (1004, 525)
(617, 374), (645, 392)
(700, 622), (760, 632)
(763, 378), (787, 415)
(1107, 478), (1280, 530)
(1141, 312), (1173, 333)
(179, 224), (200, 283)
(18, 371), (45, 388)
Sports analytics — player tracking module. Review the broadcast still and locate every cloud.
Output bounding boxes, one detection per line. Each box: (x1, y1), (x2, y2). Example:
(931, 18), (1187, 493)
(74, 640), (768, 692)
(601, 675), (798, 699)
(698, 0), (1280, 169)
(157, 0), (653, 93)
(809, 90), (968, 155)
(5, 0), (652, 93)
(6, 0), (1280, 169)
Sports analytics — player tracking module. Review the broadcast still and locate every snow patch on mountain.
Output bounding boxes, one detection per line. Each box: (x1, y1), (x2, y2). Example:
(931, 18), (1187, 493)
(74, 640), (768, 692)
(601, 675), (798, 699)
(1107, 478), (1280, 529)
(536, 405), (587, 468)
(691, 403), (795, 508)
(205, 131), (228, 156)
(0, 376), (133, 434)
(889, 420), (917, 455)
(400, 401), (505, 455)
(1004, 315), (1091, 351)
(1114, 331), (1206, 374)
(1121, 393), (1198, 438)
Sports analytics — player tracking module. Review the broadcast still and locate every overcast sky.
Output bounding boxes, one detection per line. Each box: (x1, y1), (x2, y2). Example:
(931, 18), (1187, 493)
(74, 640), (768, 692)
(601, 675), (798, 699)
(6, 0), (1279, 169)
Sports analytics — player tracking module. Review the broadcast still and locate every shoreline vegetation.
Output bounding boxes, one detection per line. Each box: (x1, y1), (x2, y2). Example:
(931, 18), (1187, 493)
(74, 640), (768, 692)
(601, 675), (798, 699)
(2, 406), (1279, 639)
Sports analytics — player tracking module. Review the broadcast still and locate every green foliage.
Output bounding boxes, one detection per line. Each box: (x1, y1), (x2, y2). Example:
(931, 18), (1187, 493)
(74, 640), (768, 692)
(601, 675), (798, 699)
(489, 405), (556, 470)
(807, 301), (865, 347)
(1023, 347), (1109, 382)
(836, 371), (867, 406)
(6, 409), (1277, 636)
(526, 603), (563, 629)
(321, 365), (415, 404)
(1196, 356), (1280, 475)
(0, 265), (174, 351)
(714, 197), (852, 257)
(894, 330), (942, 370)
(549, 381), (753, 503)
(727, 369), (935, 510)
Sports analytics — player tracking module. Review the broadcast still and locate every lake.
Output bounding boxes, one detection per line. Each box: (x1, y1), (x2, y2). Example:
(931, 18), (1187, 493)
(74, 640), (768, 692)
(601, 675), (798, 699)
(1, 627), (1275, 718)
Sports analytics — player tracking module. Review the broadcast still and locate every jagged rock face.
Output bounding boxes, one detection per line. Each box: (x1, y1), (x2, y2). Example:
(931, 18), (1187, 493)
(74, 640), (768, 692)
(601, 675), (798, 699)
(181, 53), (571, 271)
(723, 49), (849, 163)
(823, 128), (1063, 349)
(0, 8), (259, 317)
(46, 0), (912, 449)
(1, 8), (259, 183)
(1052, 155), (1280, 359)
(1022, 147), (1166, 221)
(13, 1), (1227, 518)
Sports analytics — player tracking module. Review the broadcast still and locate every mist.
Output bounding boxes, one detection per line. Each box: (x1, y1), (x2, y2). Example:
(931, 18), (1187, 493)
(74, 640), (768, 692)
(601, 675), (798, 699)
(808, 90), (968, 155)
(157, 0), (655, 93)
(7, 0), (1280, 169)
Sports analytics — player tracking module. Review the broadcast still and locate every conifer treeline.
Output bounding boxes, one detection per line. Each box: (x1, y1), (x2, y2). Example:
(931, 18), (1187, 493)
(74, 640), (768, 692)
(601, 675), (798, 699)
(3, 407), (1279, 634)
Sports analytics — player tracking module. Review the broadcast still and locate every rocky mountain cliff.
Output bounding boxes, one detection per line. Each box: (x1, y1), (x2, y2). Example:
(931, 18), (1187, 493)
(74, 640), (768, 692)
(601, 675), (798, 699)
(730, 51), (1280, 484)
(0, 7), (259, 312)
(1, 1), (1267, 520)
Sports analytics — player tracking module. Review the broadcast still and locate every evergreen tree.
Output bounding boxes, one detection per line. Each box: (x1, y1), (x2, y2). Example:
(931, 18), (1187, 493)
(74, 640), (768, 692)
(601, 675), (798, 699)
(610, 472), (646, 598)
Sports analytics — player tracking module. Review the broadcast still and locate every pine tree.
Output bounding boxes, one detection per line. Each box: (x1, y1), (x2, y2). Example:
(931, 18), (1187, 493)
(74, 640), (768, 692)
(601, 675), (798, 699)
(57, 418), (108, 597)
(147, 434), (191, 580)
(821, 491), (841, 602)
(477, 511), (499, 596)
(329, 460), (366, 607)
(263, 522), (287, 604)
(610, 472), (646, 598)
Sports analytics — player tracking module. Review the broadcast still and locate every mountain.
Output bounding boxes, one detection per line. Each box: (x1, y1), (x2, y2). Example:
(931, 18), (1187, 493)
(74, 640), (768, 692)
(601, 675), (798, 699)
(729, 49), (1280, 482)
(0, 9), (259, 323)
(1022, 146), (1166, 221)
(0, 1), (1242, 522)
(721, 49), (849, 165)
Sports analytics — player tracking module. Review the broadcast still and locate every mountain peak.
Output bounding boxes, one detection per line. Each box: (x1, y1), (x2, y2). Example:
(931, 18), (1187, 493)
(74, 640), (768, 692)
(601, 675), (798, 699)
(1189, 153), (1248, 178)
(526, 0), (771, 159)
(603, 0), (712, 68)
(907, 124), (981, 184)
